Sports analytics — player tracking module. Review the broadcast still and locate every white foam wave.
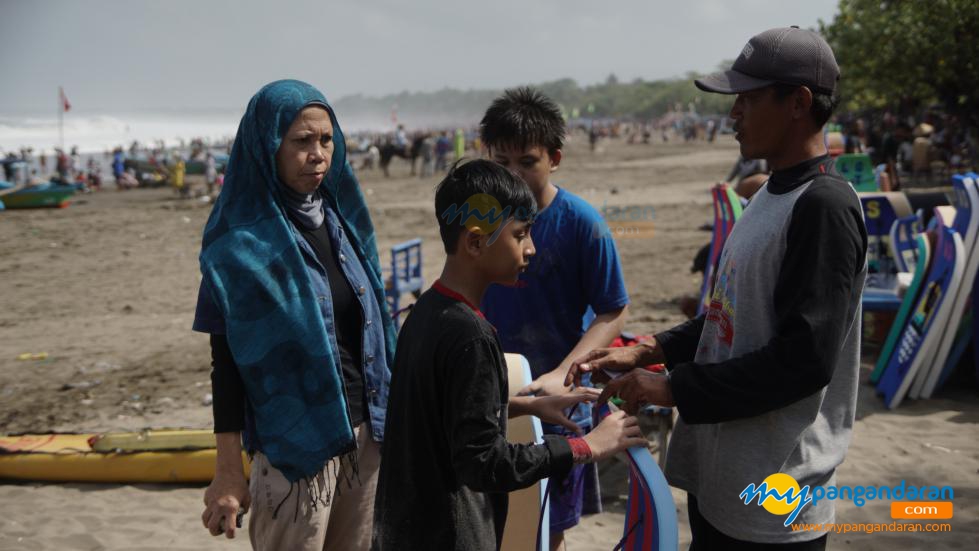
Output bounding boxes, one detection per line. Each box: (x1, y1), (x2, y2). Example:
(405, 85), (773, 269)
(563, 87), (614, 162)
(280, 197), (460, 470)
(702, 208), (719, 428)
(0, 113), (240, 154)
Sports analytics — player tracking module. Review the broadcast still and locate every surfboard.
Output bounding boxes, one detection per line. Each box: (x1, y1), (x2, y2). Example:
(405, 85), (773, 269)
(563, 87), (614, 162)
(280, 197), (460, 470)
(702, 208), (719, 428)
(595, 402), (678, 551)
(876, 224), (966, 408)
(502, 353), (549, 551)
(870, 233), (932, 384)
(698, 184), (743, 315)
(0, 430), (250, 483)
(914, 174), (979, 398)
(973, 268), (979, 388)
(933, 206), (957, 228)
(858, 192), (912, 274)
(936, 305), (972, 391)
(889, 214), (923, 273)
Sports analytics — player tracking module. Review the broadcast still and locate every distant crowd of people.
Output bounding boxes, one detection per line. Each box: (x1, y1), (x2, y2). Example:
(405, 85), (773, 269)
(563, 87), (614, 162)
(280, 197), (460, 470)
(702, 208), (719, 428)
(831, 110), (975, 190)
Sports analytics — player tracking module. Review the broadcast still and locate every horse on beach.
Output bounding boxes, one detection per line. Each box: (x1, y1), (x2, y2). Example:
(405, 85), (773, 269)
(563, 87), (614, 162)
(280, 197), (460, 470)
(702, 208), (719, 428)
(378, 136), (424, 177)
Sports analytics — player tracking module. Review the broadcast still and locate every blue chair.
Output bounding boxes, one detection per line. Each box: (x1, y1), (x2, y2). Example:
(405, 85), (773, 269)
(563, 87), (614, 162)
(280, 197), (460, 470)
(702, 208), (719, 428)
(385, 238), (423, 328)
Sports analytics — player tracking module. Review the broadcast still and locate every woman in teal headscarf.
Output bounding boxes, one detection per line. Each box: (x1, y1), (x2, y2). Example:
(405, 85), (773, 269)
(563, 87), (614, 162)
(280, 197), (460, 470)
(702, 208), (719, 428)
(193, 80), (396, 551)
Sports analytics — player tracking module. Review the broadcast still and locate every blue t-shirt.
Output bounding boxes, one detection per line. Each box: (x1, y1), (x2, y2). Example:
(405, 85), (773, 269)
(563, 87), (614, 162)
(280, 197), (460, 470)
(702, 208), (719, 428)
(481, 187), (630, 427)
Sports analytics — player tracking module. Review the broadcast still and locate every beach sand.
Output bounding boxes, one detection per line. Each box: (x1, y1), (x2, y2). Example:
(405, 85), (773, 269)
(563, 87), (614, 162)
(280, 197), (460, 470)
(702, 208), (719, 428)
(1, 135), (976, 550)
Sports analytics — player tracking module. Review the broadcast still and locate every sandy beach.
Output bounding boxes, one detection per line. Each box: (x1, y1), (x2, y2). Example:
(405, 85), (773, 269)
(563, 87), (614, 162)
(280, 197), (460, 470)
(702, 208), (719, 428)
(1, 135), (976, 550)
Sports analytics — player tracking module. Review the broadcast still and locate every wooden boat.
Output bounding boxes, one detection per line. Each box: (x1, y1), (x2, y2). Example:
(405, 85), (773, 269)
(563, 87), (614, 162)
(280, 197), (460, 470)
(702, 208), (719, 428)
(0, 181), (76, 209)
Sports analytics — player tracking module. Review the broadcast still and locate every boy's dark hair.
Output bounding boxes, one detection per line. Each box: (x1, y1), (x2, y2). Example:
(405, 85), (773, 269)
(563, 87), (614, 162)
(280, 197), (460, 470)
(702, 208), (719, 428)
(435, 159), (537, 254)
(772, 83), (839, 128)
(480, 87), (565, 156)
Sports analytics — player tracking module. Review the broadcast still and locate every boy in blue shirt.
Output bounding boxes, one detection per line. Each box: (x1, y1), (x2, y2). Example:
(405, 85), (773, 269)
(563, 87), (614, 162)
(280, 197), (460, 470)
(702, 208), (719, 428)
(480, 88), (631, 549)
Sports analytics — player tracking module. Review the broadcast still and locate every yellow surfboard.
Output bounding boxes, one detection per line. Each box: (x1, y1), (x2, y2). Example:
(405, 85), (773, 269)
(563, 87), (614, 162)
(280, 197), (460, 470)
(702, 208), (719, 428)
(0, 430), (249, 483)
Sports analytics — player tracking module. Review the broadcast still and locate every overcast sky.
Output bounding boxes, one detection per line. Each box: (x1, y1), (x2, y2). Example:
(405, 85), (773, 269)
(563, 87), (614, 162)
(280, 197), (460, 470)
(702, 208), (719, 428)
(1, 0), (840, 115)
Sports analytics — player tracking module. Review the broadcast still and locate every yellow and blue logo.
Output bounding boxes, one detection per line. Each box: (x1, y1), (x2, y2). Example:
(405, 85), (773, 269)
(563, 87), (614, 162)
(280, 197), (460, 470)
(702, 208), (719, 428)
(441, 193), (514, 244)
(740, 473), (813, 526)
(741, 475), (955, 527)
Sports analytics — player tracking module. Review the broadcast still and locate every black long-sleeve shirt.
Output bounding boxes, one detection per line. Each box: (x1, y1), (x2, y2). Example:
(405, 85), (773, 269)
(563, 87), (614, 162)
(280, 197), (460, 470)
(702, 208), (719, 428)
(372, 286), (573, 551)
(658, 154), (868, 424)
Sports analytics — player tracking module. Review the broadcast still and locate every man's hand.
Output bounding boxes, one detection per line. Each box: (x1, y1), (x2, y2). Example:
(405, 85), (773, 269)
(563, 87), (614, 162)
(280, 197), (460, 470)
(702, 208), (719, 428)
(565, 340), (664, 387)
(202, 466), (250, 538)
(581, 410), (648, 461)
(597, 369), (675, 414)
(517, 368), (571, 397)
(520, 387), (601, 434)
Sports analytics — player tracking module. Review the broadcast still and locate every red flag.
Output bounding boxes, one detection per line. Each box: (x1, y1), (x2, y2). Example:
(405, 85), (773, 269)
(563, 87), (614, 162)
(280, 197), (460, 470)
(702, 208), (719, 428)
(59, 87), (71, 112)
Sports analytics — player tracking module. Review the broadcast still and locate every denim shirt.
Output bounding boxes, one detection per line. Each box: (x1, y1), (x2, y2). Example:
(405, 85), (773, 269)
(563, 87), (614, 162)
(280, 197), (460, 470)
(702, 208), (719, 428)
(193, 207), (391, 444)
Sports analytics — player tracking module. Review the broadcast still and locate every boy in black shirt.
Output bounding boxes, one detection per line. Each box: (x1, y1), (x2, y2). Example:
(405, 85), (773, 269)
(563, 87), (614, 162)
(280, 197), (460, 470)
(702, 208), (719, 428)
(372, 160), (645, 550)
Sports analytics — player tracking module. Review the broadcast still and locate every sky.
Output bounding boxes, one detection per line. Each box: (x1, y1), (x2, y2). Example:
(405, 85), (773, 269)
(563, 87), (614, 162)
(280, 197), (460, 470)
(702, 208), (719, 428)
(1, 0), (841, 116)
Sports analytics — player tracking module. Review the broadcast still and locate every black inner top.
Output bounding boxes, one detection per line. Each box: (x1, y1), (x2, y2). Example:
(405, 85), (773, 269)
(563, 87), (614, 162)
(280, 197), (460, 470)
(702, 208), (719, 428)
(767, 154), (830, 194)
(298, 219), (366, 427)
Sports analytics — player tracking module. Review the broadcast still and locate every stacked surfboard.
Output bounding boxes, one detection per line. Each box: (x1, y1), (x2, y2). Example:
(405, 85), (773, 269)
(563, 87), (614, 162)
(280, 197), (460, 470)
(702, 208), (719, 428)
(859, 192), (913, 313)
(698, 183), (743, 315)
(872, 173), (979, 408)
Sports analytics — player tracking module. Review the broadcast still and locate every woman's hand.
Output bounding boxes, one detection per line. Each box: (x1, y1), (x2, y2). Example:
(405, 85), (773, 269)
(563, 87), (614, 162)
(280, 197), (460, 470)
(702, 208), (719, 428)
(202, 432), (250, 539)
(202, 467), (250, 538)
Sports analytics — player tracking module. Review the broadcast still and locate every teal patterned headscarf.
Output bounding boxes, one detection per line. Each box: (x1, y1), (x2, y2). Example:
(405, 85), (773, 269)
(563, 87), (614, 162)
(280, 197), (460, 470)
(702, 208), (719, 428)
(200, 80), (396, 482)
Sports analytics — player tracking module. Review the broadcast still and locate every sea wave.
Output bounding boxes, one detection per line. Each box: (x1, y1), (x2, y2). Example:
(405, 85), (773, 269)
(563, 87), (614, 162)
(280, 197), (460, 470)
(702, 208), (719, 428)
(0, 113), (240, 154)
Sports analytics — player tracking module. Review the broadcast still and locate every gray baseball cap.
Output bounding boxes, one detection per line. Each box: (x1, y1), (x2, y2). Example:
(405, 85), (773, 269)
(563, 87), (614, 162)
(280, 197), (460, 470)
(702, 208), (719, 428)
(696, 26), (839, 95)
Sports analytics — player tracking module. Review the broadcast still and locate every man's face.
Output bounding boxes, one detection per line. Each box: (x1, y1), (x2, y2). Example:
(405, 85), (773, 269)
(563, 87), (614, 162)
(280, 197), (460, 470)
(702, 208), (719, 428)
(729, 86), (793, 160)
(489, 145), (560, 194)
(475, 219), (536, 286)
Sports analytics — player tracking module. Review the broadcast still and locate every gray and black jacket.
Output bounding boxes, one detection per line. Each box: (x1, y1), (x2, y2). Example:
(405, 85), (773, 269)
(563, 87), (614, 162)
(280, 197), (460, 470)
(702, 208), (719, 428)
(659, 154), (868, 542)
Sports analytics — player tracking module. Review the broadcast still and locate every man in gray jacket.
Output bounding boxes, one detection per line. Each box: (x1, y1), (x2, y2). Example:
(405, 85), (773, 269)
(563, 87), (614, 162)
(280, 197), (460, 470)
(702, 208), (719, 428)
(567, 27), (867, 549)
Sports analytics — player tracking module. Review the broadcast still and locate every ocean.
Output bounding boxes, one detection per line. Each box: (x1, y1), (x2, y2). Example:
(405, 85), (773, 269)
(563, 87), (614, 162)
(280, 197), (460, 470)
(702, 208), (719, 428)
(0, 111), (244, 156)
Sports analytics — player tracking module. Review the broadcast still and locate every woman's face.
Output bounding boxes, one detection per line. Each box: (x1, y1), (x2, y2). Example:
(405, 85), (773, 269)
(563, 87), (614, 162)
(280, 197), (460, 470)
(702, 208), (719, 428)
(276, 106), (335, 194)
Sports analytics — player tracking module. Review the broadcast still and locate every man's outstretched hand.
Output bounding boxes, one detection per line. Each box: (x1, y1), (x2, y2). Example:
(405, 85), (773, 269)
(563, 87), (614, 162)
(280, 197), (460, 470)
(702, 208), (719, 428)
(565, 340), (665, 387)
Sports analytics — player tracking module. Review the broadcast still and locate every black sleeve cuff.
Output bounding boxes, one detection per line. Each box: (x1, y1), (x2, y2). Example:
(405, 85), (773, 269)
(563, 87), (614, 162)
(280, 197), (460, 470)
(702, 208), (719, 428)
(655, 314), (706, 368)
(543, 435), (574, 481)
(666, 362), (706, 424)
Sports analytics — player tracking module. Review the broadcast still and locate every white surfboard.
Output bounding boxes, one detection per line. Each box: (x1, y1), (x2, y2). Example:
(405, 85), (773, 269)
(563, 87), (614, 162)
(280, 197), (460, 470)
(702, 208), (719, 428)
(876, 224), (966, 409)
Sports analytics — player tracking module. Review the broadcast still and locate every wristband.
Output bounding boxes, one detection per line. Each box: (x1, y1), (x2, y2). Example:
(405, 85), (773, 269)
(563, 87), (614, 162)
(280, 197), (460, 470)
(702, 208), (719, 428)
(645, 363), (666, 373)
(566, 436), (593, 464)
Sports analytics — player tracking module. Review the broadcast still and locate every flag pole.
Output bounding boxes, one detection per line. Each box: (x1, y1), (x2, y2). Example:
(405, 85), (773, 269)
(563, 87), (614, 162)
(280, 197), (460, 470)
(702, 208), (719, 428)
(58, 86), (64, 151)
